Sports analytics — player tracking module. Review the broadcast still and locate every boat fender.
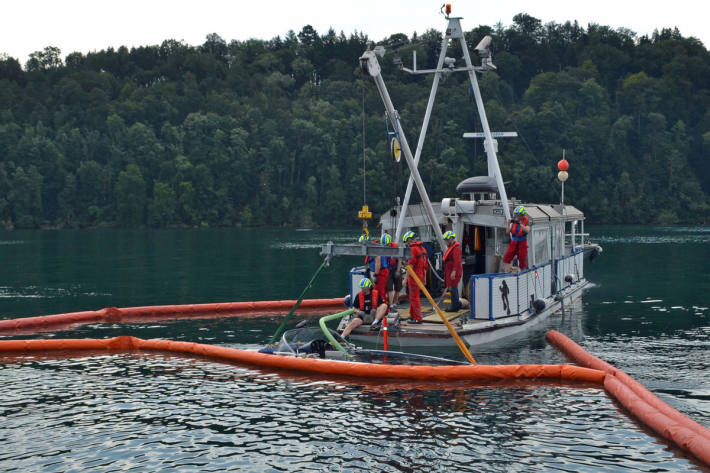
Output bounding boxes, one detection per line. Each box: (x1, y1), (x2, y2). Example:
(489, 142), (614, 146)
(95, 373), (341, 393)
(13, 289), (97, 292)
(532, 299), (546, 314)
(564, 275), (574, 283)
(343, 294), (352, 307)
(589, 246), (602, 261)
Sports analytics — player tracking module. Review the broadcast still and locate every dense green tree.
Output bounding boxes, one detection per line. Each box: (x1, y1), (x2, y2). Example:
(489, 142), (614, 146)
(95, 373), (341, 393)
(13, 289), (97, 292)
(115, 164), (146, 226)
(57, 172), (77, 227)
(0, 19), (707, 229)
(148, 181), (177, 227)
(25, 46), (63, 71)
(76, 160), (109, 225)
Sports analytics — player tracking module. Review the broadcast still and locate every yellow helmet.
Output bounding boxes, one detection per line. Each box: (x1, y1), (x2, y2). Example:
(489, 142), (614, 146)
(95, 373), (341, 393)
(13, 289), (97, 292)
(359, 278), (373, 289)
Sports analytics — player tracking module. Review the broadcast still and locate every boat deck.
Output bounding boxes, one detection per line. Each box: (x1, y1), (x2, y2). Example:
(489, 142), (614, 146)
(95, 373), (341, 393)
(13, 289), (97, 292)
(347, 298), (479, 338)
(345, 279), (588, 346)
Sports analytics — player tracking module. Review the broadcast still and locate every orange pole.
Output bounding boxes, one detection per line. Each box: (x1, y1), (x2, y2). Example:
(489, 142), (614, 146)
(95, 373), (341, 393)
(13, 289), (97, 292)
(382, 312), (388, 351)
(405, 265), (476, 364)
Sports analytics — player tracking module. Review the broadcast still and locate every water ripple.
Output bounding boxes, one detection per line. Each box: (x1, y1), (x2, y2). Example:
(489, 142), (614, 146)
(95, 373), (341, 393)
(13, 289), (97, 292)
(595, 226), (710, 245)
(0, 353), (704, 472)
(0, 285), (112, 300)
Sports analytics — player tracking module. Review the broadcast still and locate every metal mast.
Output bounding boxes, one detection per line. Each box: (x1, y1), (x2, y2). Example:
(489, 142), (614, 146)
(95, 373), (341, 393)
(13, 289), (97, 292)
(384, 12), (512, 245)
(360, 48), (446, 249)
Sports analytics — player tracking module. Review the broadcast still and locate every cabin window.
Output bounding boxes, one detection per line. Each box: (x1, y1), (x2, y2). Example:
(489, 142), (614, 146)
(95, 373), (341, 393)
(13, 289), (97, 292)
(553, 223), (564, 259)
(563, 220), (584, 249)
(533, 228), (550, 264)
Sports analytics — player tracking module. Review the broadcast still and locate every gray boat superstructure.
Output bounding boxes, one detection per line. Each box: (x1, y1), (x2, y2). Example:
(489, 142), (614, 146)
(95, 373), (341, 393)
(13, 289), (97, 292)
(338, 197), (596, 347)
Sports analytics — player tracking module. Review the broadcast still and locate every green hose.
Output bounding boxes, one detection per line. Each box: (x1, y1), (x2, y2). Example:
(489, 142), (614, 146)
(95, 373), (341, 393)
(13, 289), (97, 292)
(318, 309), (354, 354)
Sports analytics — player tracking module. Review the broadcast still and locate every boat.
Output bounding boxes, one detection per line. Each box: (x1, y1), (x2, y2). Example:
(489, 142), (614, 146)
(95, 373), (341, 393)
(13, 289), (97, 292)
(320, 7), (602, 347)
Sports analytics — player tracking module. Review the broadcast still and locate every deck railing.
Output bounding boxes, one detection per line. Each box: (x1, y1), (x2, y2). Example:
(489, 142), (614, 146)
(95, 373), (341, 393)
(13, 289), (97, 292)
(469, 249), (583, 321)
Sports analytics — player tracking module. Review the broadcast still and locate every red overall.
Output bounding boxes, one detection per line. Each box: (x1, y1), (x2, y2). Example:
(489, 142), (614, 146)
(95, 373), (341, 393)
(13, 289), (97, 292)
(503, 216), (530, 269)
(374, 260), (389, 301)
(443, 241), (462, 287)
(407, 241), (428, 321)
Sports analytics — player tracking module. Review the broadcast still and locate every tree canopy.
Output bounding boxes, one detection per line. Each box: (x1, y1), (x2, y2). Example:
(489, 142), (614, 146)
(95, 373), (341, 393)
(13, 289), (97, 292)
(1, 17), (709, 229)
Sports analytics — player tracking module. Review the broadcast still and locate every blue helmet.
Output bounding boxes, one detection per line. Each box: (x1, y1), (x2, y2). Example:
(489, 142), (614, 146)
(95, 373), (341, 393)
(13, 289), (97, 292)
(514, 205), (527, 216)
(443, 230), (456, 240)
(381, 233), (392, 245)
(402, 230), (416, 243)
(359, 278), (373, 289)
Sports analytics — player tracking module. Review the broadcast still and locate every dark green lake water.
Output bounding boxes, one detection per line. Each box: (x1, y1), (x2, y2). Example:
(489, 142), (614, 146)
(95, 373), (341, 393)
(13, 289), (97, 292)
(1, 225), (710, 472)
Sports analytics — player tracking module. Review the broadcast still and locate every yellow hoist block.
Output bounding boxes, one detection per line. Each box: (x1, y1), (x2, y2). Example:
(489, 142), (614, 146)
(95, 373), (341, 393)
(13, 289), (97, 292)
(358, 205), (372, 220)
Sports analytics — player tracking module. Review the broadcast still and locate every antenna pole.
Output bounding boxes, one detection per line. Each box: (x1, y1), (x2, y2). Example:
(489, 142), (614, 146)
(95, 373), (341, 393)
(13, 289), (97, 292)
(455, 17), (511, 221)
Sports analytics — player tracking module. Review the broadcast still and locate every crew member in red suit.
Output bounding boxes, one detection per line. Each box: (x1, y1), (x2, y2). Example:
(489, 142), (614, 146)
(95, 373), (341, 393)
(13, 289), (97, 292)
(503, 206), (532, 272)
(386, 239), (403, 307)
(403, 230), (428, 324)
(441, 230), (462, 311)
(373, 233), (391, 300)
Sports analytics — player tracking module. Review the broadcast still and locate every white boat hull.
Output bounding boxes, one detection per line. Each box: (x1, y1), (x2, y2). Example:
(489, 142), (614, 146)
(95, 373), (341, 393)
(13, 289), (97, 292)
(348, 279), (588, 348)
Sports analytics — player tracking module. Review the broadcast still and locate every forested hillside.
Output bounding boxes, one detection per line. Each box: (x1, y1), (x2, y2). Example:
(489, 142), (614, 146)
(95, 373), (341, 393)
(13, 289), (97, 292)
(1, 13), (709, 228)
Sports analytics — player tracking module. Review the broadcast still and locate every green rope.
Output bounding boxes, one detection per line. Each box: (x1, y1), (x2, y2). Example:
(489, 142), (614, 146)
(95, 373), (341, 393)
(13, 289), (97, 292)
(268, 257), (330, 345)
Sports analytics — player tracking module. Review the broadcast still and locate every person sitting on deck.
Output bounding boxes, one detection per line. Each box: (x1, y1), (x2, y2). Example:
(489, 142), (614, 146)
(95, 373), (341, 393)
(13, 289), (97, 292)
(441, 230), (463, 312)
(341, 278), (389, 337)
(403, 230), (428, 324)
(503, 206), (532, 272)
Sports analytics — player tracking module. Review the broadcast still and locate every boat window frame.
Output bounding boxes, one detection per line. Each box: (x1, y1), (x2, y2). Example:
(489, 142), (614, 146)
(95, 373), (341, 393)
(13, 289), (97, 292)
(531, 226), (551, 266)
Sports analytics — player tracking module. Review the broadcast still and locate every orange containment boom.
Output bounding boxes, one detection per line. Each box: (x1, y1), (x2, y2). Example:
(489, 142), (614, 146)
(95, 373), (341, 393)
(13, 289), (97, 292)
(546, 329), (710, 466)
(0, 336), (605, 383)
(0, 298), (345, 334)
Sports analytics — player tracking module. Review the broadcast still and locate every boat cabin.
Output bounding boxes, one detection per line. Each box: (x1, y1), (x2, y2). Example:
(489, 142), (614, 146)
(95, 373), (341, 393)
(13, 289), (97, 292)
(375, 175), (588, 321)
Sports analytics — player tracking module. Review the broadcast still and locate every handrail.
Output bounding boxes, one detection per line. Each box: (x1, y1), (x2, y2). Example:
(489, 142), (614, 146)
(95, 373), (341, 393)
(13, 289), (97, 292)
(318, 309), (354, 355)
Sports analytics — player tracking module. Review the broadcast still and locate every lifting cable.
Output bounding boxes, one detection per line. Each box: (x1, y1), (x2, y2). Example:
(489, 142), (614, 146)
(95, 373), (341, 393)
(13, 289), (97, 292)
(358, 86), (373, 239)
(362, 86), (367, 208)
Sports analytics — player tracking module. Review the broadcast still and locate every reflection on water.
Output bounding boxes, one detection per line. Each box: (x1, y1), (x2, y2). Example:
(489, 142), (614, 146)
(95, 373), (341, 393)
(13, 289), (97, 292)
(0, 353), (704, 473)
(0, 285), (113, 300)
(595, 225), (710, 244)
(1, 225), (710, 471)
